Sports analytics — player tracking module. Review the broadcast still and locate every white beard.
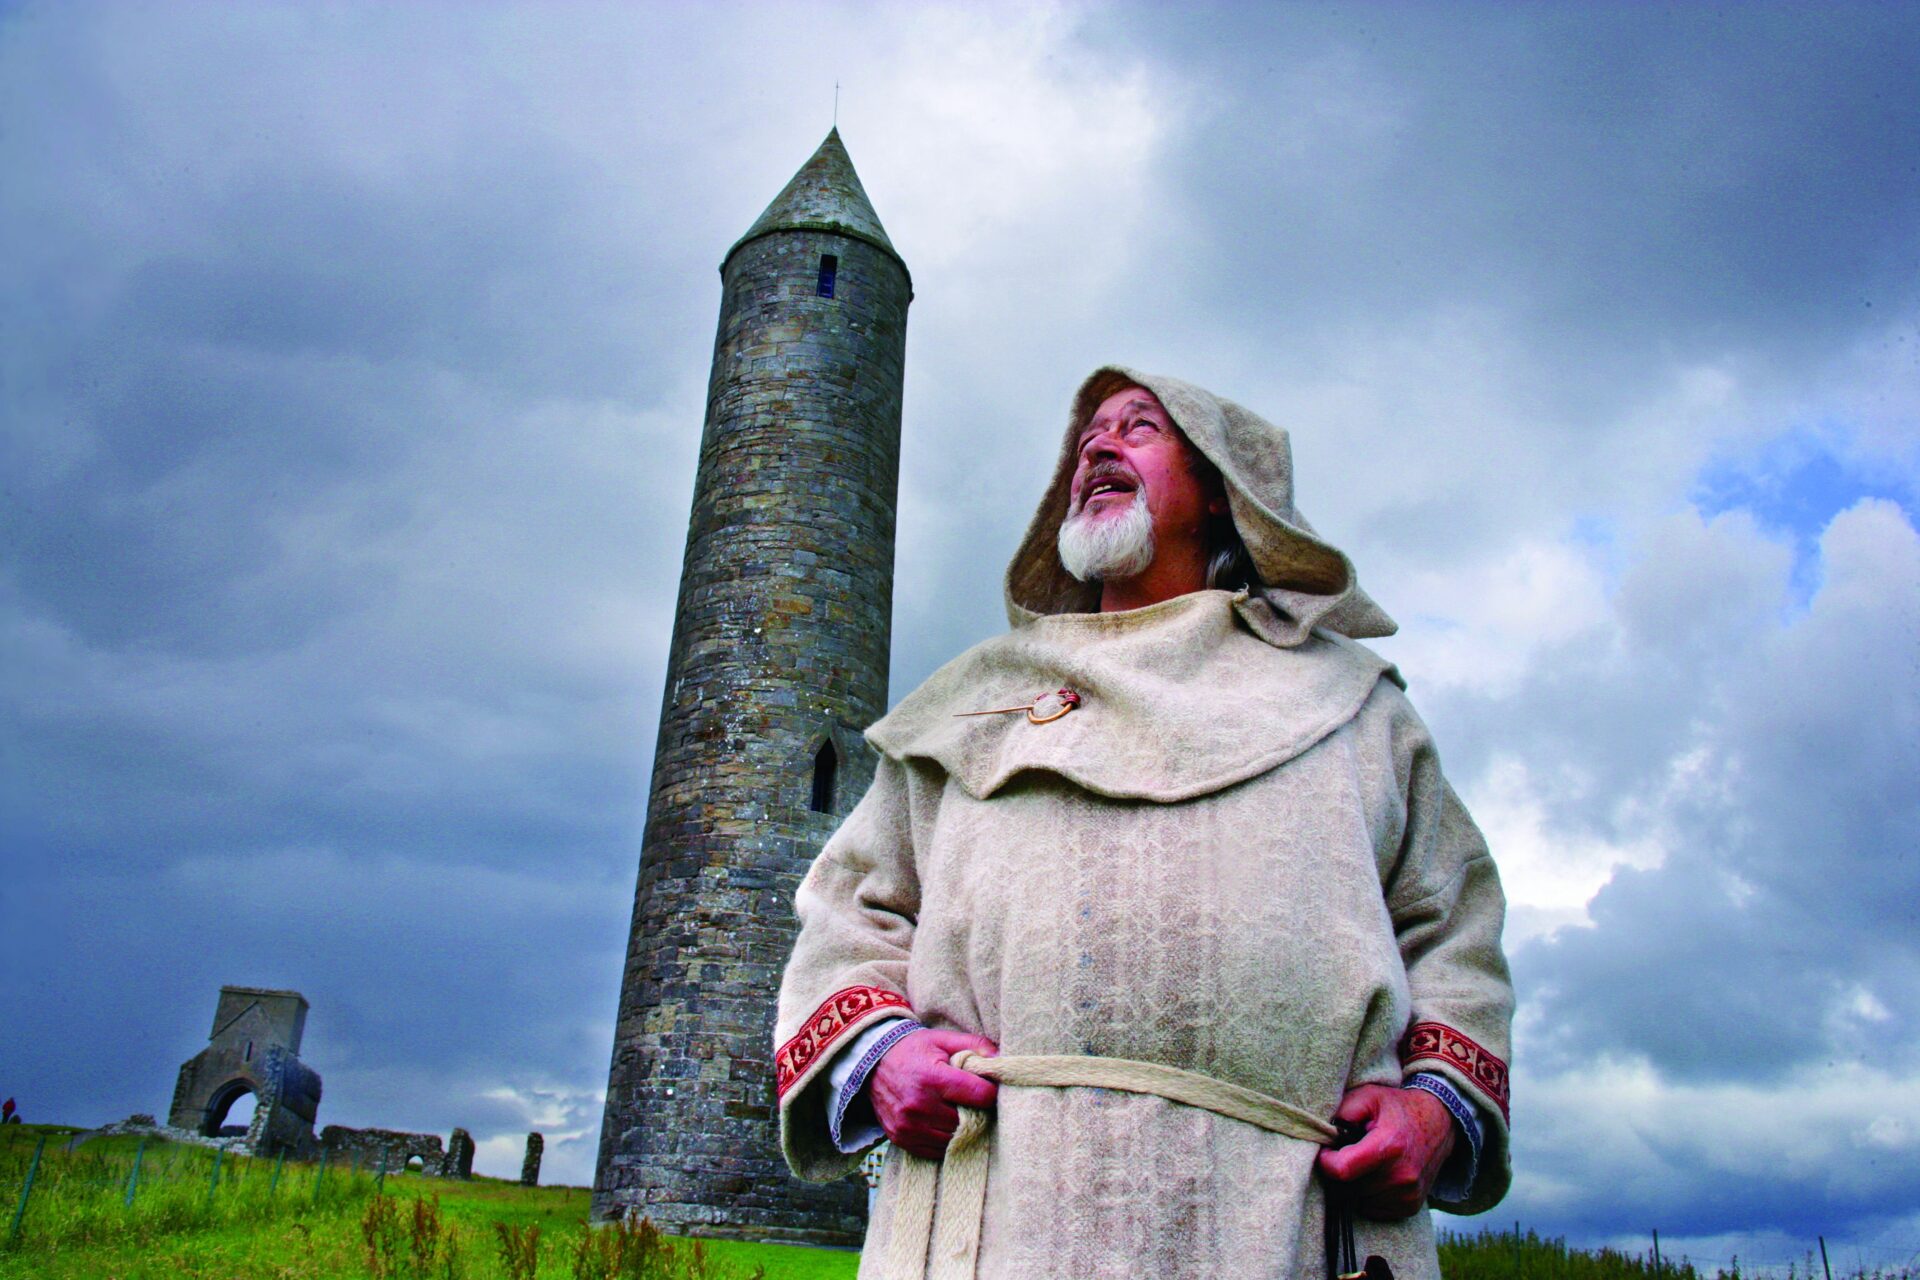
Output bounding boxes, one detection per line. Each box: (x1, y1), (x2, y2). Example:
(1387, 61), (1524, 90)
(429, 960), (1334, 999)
(1057, 492), (1156, 583)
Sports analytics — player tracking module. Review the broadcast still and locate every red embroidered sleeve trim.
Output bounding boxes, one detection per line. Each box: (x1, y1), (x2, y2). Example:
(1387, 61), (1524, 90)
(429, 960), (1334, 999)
(1400, 1021), (1510, 1121)
(775, 985), (912, 1099)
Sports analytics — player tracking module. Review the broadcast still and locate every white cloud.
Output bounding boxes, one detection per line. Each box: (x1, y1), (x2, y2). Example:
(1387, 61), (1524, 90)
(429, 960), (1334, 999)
(1386, 537), (1611, 698)
(473, 1081), (605, 1186)
(1467, 755), (1665, 944)
(1479, 493), (1920, 1231)
(857, 3), (1173, 279)
(1806, 319), (1920, 470)
(1516, 1056), (1920, 1196)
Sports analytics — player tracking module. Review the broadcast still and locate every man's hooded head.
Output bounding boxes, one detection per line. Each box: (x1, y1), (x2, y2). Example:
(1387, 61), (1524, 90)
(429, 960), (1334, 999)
(1054, 380), (1238, 589)
(1005, 366), (1396, 646)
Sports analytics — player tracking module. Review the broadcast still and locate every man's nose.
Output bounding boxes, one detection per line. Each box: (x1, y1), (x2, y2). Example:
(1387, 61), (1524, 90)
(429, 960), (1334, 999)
(1080, 427), (1123, 461)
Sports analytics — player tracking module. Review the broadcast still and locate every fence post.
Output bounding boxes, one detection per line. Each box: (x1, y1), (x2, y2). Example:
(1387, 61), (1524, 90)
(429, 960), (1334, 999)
(8, 1135), (47, 1244)
(270, 1150), (285, 1198)
(313, 1149), (328, 1205)
(374, 1150), (387, 1194)
(124, 1137), (147, 1209)
(1819, 1236), (1832, 1280)
(1651, 1228), (1662, 1276)
(207, 1148), (223, 1207)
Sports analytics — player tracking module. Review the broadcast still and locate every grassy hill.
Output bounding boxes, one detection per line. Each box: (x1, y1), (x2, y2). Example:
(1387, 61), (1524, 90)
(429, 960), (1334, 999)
(4, 1124), (1908, 1279)
(0, 1125), (851, 1280)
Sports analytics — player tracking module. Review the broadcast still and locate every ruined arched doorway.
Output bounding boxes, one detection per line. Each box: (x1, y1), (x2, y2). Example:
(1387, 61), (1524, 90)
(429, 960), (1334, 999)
(170, 987), (323, 1155)
(203, 1078), (257, 1138)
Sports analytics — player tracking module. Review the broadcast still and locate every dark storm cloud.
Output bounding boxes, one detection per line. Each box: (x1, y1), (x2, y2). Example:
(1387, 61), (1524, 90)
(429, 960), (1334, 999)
(11, 849), (627, 1147)
(0, 2), (720, 1180)
(1538, 1135), (1920, 1255)
(1112, 3), (1920, 367)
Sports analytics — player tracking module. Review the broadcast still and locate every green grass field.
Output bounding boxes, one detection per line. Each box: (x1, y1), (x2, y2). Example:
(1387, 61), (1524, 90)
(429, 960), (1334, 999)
(4, 1124), (1909, 1279)
(0, 1125), (856, 1280)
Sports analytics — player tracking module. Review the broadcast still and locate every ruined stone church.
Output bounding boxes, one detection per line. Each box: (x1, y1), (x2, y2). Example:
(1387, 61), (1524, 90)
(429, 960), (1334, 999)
(594, 129), (909, 1246)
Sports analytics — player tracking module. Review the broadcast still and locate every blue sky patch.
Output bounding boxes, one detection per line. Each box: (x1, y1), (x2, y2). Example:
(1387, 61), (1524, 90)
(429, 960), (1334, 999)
(1693, 426), (1916, 537)
(1692, 426), (1917, 603)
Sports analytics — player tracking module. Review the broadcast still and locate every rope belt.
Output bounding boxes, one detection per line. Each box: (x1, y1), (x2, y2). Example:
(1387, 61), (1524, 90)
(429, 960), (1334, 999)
(884, 1051), (1339, 1280)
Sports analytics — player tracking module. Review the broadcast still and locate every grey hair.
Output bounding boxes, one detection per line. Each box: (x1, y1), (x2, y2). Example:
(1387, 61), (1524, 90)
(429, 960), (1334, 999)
(1182, 441), (1257, 592)
(1205, 522), (1258, 591)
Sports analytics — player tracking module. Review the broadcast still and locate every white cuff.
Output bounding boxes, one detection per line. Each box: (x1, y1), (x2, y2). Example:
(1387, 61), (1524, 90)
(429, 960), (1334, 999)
(824, 1016), (913, 1153)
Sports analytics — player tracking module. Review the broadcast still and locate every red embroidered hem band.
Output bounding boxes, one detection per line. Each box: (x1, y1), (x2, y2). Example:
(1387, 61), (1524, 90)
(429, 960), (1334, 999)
(775, 985), (912, 1098)
(1399, 1021), (1509, 1120)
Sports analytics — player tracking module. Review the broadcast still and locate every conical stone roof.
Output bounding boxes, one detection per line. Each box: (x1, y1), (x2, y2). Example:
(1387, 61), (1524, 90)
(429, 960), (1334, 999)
(724, 128), (905, 273)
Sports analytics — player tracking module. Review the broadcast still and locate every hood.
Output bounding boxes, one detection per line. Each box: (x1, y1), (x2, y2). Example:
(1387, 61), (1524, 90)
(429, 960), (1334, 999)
(1004, 366), (1396, 646)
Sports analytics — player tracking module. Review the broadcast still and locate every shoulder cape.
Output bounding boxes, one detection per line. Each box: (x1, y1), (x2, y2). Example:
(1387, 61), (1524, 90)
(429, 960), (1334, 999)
(867, 590), (1400, 803)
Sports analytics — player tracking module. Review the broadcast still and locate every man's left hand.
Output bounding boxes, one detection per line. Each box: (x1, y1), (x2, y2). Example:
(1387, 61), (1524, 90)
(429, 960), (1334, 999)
(1315, 1084), (1457, 1220)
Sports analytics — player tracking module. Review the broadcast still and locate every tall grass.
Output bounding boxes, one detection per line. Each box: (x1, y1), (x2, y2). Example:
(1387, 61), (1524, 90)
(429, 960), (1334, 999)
(1441, 1225), (1920, 1280)
(1, 1124), (377, 1253)
(566, 1215), (766, 1280)
(363, 1192), (467, 1279)
(358, 1196), (772, 1280)
(495, 1220), (541, 1280)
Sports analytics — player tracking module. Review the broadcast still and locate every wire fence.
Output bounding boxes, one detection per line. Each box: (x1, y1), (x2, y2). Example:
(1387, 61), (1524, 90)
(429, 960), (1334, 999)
(1438, 1223), (1920, 1280)
(2, 1124), (381, 1254)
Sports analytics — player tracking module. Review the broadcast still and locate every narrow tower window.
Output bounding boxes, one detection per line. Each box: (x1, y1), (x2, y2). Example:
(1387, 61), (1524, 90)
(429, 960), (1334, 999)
(816, 254), (838, 298)
(810, 740), (838, 813)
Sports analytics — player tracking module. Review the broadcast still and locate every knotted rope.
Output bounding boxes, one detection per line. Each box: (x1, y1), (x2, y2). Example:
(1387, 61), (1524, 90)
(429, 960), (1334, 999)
(884, 1051), (1339, 1280)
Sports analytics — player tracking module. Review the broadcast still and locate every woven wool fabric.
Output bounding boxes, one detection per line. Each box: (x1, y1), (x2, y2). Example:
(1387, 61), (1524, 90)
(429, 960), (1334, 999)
(775, 371), (1514, 1279)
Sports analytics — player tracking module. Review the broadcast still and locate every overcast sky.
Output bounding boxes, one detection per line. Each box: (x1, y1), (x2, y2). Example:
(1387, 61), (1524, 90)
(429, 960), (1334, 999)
(2, 1), (1916, 1269)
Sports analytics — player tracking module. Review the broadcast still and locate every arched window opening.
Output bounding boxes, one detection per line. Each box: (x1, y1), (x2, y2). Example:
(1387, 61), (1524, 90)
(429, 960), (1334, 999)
(816, 254), (838, 298)
(810, 740), (838, 814)
(206, 1083), (256, 1138)
(406, 1155), (425, 1173)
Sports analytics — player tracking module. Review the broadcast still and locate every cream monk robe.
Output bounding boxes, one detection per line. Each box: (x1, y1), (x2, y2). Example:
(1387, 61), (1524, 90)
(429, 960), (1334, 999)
(775, 368), (1514, 1279)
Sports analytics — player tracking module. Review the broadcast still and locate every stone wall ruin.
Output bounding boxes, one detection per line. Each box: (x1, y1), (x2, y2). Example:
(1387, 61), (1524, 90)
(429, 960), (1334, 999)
(319, 1125), (448, 1174)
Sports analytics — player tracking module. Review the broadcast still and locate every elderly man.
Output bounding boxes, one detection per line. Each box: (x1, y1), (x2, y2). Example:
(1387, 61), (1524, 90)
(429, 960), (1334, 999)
(775, 368), (1513, 1279)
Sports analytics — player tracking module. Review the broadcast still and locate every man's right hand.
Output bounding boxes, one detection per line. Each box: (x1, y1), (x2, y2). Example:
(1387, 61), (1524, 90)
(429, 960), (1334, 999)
(869, 1027), (1000, 1159)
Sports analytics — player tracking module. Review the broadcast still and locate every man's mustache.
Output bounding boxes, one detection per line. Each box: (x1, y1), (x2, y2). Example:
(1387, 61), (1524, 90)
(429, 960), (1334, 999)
(1071, 462), (1141, 514)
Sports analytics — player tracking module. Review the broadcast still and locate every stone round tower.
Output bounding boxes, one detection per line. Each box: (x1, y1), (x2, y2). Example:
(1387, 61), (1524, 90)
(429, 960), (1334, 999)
(594, 130), (910, 1245)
